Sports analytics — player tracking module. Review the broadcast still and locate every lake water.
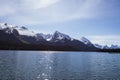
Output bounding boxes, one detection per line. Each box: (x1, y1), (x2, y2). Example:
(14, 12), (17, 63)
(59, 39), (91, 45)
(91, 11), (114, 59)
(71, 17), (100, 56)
(0, 51), (120, 80)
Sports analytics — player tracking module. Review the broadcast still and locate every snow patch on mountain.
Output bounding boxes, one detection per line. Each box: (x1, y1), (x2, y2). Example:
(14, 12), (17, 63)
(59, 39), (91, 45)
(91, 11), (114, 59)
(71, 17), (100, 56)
(17, 29), (35, 36)
(36, 33), (52, 41)
(52, 31), (71, 41)
(0, 23), (36, 37)
(94, 44), (120, 49)
(80, 37), (94, 47)
(16, 27), (35, 37)
(94, 44), (103, 49)
(0, 23), (8, 29)
(80, 37), (90, 44)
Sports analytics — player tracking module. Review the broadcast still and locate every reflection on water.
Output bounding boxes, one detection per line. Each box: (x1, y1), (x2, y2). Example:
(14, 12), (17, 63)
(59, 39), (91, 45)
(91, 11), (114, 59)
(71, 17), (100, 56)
(0, 51), (120, 80)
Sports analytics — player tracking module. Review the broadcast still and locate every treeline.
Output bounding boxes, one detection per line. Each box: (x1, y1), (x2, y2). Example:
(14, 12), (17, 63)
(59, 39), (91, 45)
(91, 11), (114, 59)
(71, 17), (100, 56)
(97, 49), (120, 53)
(0, 42), (120, 53)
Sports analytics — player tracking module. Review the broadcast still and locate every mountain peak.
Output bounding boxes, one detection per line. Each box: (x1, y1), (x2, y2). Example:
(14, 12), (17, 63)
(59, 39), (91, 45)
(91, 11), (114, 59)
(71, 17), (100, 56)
(20, 26), (28, 30)
(51, 31), (71, 42)
(36, 33), (52, 41)
(54, 30), (62, 34)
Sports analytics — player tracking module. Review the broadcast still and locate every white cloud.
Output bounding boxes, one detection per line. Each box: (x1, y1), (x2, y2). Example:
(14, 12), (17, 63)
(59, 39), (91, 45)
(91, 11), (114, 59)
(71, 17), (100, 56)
(0, 0), (107, 25)
(21, 0), (60, 9)
(87, 35), (120, 46)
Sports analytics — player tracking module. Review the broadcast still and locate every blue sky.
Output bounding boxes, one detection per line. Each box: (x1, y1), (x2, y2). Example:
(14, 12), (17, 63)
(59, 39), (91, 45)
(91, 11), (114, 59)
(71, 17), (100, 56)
(0, 0), (120, 45)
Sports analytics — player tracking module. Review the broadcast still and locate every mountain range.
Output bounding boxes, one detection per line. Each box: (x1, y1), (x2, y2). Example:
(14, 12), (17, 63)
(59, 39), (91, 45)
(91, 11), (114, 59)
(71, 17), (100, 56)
(0, 23), (120, 52)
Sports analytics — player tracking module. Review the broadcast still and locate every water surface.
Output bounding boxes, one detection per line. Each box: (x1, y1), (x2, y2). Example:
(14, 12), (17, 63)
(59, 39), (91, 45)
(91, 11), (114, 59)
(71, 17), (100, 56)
(0, 51), (120, 80)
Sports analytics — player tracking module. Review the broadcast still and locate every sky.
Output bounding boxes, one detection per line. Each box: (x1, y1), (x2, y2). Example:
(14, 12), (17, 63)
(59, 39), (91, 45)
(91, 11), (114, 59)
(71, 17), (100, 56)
(0, 0), (120, 46)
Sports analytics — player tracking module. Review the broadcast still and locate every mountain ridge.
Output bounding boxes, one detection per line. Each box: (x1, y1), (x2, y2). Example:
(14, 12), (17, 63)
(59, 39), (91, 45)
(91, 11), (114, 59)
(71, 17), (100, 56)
(0, 23), (120, 52)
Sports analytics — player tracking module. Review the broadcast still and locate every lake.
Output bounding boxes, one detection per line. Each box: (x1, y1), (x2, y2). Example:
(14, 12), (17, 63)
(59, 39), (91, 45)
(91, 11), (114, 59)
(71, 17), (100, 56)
(0, 51), (120, 80)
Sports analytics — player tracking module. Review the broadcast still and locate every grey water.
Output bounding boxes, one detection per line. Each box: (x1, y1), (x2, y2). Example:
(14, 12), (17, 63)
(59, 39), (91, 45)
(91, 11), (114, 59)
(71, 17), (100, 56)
(0, 51), (120, 80)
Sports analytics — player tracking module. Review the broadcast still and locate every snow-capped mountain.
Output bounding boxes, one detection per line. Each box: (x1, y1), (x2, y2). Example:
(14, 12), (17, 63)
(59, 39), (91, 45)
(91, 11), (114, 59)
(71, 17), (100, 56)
(0, 23), (8, 30)
(0, 23), (36, 37)
(51, 31), (73, 42)
(0, 23), (14, 34)
(94, 44), (120, 49)
(80, 37), (95, 47)
(37, 33), (52, 41)
(110, 45), (120, 49)
(0, 23), (46, 44)
(0, 22), (119, 51)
